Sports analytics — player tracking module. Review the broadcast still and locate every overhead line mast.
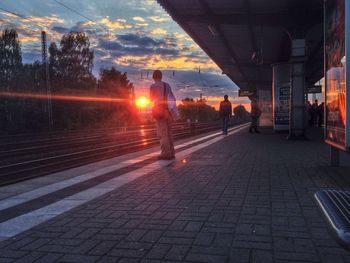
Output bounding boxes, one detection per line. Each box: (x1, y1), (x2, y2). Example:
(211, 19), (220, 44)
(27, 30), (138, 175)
(41, 31), (53, 130)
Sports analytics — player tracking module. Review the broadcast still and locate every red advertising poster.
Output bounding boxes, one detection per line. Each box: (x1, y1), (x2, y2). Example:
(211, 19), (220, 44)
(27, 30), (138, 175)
(325, 0), (346, 149)
(258, 90), (273, 127)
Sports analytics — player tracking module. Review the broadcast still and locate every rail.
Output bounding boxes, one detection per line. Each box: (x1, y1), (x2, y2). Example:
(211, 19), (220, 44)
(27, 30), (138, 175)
(0, 121), (248, 186)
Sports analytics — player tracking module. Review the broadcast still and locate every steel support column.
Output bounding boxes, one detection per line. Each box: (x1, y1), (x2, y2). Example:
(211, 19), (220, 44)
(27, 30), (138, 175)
(289, 39), (307, 139)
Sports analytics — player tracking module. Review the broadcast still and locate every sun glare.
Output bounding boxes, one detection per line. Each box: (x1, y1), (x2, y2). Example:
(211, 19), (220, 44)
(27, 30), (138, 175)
(136, 96), (151, 109)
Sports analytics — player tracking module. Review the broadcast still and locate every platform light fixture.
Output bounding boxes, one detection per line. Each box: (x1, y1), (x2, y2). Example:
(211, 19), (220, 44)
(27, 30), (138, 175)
(208, 25), (218, 36)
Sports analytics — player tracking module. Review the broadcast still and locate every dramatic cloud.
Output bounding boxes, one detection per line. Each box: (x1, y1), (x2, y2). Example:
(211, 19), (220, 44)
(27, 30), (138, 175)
(25, 15), (64, 24)
(149, 16), (170, 22)
(151, 28), (167, 35)
(118, 34), (161, 47)
(98, 36), (179, 59)
(100, 16), (133, 29)
(51, 26), (70, 34)
(133, 16), (145, 22)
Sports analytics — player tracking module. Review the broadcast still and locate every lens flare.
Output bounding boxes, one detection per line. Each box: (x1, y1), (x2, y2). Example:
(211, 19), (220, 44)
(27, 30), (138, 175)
(0, 92), (129, 103)
(136, 96), (151, 109)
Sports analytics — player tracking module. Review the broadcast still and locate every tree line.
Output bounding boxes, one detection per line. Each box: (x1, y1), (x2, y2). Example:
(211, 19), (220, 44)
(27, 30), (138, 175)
(0, 29), (137, 134)
(178, 98), (249, 123)
(0, 28), (248, 134)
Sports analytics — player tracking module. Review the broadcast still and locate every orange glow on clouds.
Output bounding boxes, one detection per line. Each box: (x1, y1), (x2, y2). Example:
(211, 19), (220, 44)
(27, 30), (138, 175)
(114, 54), (218, 71)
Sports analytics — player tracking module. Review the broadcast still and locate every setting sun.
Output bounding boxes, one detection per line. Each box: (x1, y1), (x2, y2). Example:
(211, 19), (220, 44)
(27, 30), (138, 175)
(136, 96), (151, 109)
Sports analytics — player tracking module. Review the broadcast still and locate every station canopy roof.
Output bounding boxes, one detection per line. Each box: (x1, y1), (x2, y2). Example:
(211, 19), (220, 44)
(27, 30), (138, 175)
(157, 0), (324, 92)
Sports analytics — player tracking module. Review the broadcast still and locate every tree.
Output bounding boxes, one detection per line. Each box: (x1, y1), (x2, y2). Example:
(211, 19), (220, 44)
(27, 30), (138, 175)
(48, 32), (96, 130)
(0, 29), (22, 89)
(178, 98), (218, 122)
(233, 104), (250, 120)
(49, 32), (95, 91)
(178, 98), (196, 121)
(98, 67), (134, 97)
(97, 67), (137, 126)
(0, 29), (22, 132)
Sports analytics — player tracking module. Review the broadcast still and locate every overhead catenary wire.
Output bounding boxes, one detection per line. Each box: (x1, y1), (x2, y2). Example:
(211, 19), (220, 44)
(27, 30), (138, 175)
(53, 0), (110, 34)
(53, 0), (95, 25)
(0, 7), (28, 19)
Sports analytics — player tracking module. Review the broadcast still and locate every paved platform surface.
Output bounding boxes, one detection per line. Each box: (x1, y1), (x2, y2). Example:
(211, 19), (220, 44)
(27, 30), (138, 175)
(1, 127), (350, 263)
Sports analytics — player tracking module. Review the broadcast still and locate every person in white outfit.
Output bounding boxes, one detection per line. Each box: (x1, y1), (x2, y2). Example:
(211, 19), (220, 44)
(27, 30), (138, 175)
(150, 70), (177, 160)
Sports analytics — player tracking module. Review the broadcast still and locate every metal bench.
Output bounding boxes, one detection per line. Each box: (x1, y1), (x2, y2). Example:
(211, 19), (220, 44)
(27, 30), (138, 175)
(314, 189), (350, 250)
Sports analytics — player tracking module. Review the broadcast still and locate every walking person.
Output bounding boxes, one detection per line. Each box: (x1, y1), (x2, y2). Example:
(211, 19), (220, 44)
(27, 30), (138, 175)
(219, 95), (232, 135)
(249, 98), (262, 133)
(150, 70), (176, 160)
(311, 99), (319, 127)
(306, 101), (313, 127)
(318, 102), (324, 127)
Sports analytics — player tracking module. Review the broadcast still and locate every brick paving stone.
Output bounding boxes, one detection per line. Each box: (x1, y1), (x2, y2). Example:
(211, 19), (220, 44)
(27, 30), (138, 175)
(145, 244), (171, 259)
(59, 227), (85, 239)
(98, 256), (120, 263)
(36, 244), (73, 254)
(229, 248), (250, 263)
(274, 251), (320, 262)
(251, 249), (273, 263)
(48, 238), (84, 246)
(5, 237), (36, 250)
(158, 237), (193, 245)
(118, 258), (141, 263)
(184, 222), (203, 232)
(186, 253), (227, 263)
(165, 245), (189, 261)
(34, 253), (63, 263)
(189, 246), (230, 256)
(20, 238), (52, 251)
(125, 229), (148, 242)
(88, 240), (116, 256)
(141, 230), (164, 243)
(0, 249), (27, 259)
(193, 232), (215, 246)
(59, 254), (99, 263)
(75, 228), (100, 239)
(12, 252), (43, 263)
(71, 239), (101, 254)
(109, 248), (146, 258)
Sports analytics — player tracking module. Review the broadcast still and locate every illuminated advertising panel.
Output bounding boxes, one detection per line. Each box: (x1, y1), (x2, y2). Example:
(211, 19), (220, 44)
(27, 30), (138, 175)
(273, 64), (291, 131)
(275, 84), (290, 126)
(258, 90), (273, 127)
(325, 0), (349, 150)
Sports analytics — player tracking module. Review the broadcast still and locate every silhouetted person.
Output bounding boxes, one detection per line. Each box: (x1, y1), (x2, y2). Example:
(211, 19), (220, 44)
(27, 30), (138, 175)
(306, 101), (313, 127)
(318, 102), (324, 127)
(311, 99), (319, 126)
(249, 98), (262, 133)
(150, 70), (176, 160)
(219, 95), (232, 135)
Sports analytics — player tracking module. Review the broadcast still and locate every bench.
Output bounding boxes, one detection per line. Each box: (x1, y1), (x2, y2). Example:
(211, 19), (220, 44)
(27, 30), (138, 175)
(314, 189), (350, 250)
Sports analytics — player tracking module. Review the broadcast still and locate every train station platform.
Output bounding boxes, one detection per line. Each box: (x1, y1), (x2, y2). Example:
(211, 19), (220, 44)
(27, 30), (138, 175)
(1, 125), (350, 263)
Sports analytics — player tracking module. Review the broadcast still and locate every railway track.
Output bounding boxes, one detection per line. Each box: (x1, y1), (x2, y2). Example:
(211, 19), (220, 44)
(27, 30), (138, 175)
(0, 121), (246, 186)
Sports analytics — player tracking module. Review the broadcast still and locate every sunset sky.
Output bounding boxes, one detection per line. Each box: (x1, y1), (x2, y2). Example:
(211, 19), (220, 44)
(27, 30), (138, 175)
(0, 0), (249, 109)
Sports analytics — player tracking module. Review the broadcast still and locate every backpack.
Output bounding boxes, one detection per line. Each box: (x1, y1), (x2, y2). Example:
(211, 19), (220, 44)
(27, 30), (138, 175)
(152, 82), (172, 120)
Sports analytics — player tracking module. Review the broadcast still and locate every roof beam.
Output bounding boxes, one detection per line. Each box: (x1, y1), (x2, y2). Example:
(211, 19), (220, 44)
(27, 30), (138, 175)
(178, 13), (294, 27)
(225, 62), (272, 68)
(243, 0), (263, 86)
(198, 0), (251, 89)
(177, 11), (323, 28)
(244, 0), (258, 52)
(157, 0), (243, 80)
(238, 80), (271, 85)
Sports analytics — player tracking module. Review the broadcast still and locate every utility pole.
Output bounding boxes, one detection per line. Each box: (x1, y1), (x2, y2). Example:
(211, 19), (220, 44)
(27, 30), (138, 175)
(41, 31), (53, 130)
